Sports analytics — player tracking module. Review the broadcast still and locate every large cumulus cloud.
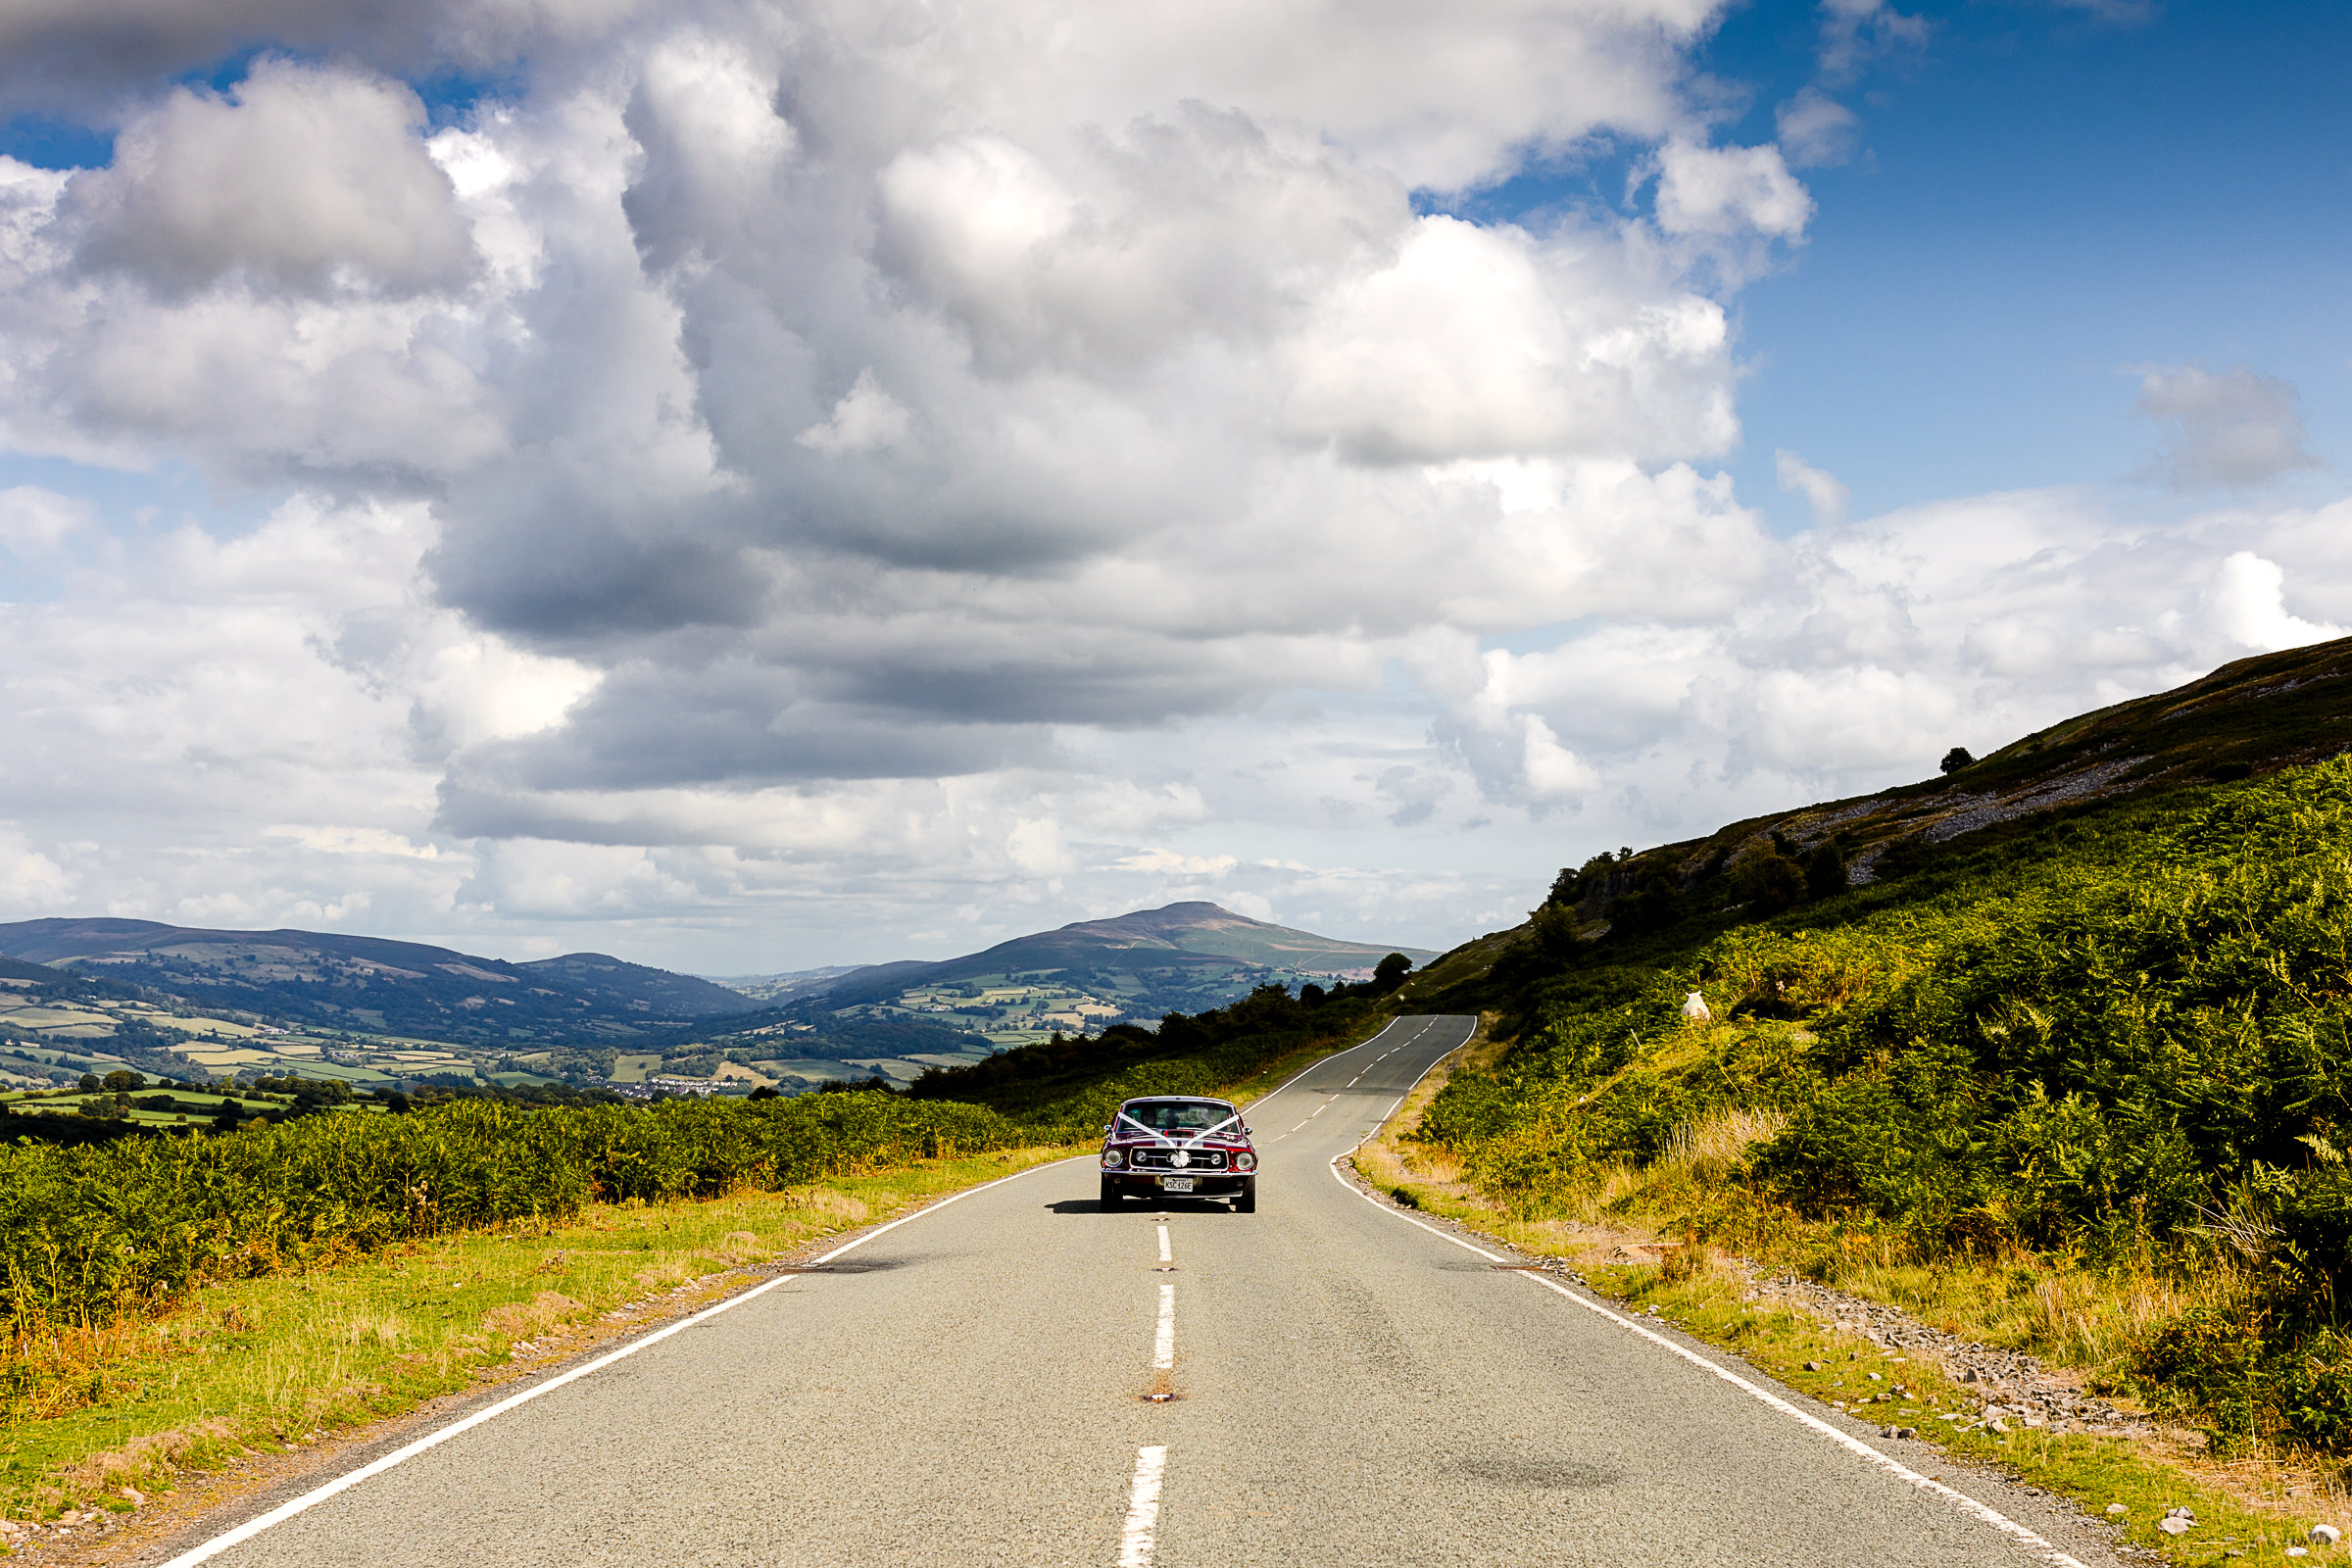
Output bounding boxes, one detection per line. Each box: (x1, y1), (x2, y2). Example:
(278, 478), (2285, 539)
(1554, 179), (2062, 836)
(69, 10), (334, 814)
(0, 0), (2337, 968)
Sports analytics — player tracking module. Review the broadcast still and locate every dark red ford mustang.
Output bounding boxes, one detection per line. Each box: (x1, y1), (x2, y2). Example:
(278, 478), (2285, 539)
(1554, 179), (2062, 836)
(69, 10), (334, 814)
(1099, 1095), (1258, 1211)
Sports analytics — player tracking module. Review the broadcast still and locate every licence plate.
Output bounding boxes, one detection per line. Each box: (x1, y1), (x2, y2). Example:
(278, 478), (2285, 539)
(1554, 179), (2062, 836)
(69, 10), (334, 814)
(1160, 1177), (1195, 1193)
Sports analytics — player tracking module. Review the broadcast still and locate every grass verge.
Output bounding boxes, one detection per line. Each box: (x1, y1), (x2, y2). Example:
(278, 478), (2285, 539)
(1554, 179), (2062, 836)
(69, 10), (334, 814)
(0, 1144), (1077, 1548)
(1350, 1037), (2352, 1568)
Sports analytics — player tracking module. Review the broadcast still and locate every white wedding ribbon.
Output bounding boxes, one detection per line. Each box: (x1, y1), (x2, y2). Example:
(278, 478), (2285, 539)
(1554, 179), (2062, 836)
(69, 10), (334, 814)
(1113, 1108), (1245, 1147)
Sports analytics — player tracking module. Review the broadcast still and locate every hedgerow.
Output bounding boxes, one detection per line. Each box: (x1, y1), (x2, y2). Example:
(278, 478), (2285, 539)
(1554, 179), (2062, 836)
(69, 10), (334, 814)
(0, 1092), (1020, 1339)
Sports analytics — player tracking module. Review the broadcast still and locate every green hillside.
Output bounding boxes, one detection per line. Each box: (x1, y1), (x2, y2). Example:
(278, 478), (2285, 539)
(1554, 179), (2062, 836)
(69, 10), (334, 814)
(815, 900), (1433, 1022)
(1400, 636), (2352, 1452)
(0, 919), (762, 1048)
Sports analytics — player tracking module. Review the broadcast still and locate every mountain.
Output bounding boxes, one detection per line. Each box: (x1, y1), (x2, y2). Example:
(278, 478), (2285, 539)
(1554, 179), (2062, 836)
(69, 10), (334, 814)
(819, 902), (1438, 1006)
(0, 919), (764, 1048)
(656, 902), (1440, 1084)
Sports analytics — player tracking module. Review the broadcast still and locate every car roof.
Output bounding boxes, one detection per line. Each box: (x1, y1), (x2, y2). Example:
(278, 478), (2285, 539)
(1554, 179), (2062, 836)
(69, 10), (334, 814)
(1120, 1095), (1234, 1108)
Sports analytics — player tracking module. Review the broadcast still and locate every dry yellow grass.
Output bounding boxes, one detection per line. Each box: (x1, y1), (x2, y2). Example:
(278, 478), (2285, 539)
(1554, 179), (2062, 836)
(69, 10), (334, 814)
(1651, 1106), (1790, 1183)
(2, 1144), (1078, 1526)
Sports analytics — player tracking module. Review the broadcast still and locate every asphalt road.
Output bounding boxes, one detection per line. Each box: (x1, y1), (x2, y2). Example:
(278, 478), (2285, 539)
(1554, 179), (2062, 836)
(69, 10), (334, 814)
(163, 1015), (2122, 1567)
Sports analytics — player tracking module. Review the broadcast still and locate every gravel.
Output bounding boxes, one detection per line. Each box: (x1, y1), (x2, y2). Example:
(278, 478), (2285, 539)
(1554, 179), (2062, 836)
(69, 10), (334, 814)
(1740, 1267), (2154, 1439)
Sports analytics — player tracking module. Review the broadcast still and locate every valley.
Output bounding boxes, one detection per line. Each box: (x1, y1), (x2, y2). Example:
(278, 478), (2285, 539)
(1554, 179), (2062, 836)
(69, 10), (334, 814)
(0, 903), (1431, 1100)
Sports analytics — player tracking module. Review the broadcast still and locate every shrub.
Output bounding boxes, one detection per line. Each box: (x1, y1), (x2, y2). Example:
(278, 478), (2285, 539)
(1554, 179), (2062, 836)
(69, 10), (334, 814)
(0, 1092), (1022, 1338)
(1421, 756), (2352, 1447)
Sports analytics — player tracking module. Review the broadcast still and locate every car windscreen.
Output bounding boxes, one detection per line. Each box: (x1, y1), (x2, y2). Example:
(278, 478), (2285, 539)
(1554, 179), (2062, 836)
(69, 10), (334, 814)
(1121, 1101), (1234, 1132)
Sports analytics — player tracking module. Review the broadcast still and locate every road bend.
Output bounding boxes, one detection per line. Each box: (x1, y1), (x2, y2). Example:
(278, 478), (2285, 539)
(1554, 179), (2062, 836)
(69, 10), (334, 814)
(162, 1015), (2120, 1568)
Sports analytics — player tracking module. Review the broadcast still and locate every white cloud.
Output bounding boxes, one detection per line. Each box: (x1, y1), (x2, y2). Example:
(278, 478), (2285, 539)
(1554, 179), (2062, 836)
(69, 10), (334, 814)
(1776, 449), (1850, 525)
(0, 827), (74, 912)
(1115, 849), (1240, 876)
(2206, 550), (2343, 652)
(1654, 140), (1813, 240)
(1775, 88), (1859, 170)
(0, 486), (91, 554)
(1817, 0), (1931, 83)
(2135, 362), (2321, 489)
(70, 59), (476, 298)
(798, 369), (913, 457)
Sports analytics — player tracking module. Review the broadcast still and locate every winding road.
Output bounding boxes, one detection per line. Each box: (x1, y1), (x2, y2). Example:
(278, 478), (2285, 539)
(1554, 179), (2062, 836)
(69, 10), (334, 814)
(154, 1015), (2122, 1567)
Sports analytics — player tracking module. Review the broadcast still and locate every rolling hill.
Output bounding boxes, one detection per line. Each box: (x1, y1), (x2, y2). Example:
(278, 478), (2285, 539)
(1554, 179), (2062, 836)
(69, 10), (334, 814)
(0, 918), (764, 1049)
(662, 902), (1440, 1086)
(818, 901), (1438, 1006)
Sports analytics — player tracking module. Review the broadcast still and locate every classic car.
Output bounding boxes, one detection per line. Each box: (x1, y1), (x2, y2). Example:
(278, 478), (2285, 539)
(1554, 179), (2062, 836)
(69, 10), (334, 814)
(1099, 1094), (1257, 1211)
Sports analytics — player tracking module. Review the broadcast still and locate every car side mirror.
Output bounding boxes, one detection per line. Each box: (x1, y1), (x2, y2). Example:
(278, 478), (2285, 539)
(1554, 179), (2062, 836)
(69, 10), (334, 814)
(1102, 1124), (1112, 1134)
(1241, 1125), (1252, 1136)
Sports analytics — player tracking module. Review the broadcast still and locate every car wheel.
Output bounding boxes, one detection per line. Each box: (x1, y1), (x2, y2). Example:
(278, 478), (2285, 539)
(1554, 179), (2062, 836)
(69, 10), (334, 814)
(1234, 1178), (1256, 1213)
(1101, 1178), (1125, 1208)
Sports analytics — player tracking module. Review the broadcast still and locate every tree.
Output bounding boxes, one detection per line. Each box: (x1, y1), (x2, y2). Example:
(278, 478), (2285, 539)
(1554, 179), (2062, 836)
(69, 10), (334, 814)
(211, 1099), (243, 1132)
(1730, 851), (1806, 916)
(1940, 747), (1976, 775)
(1372, 953), (1413, 993)
(1547, 852), (1614, 908)
(1804, 843), (1848, 901)
(1530, 901), (1581, 959)
(76, 1073), (100, 1093)
(103, 1069), (146, 1093)
(1608, 875), (1687, 937)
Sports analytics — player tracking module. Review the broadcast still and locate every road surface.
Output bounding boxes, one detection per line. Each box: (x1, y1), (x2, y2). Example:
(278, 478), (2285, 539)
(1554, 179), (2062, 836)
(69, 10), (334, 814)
(160, 1015), (2118, 1567)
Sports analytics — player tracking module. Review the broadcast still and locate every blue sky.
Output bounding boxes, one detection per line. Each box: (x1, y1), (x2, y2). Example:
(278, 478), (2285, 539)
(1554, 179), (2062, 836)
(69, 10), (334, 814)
(1706, 0), (2352, 524)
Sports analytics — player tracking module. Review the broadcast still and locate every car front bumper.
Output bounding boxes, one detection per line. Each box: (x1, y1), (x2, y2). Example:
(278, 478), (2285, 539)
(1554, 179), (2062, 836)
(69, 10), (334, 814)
(1102, 1168), (1250, 1196)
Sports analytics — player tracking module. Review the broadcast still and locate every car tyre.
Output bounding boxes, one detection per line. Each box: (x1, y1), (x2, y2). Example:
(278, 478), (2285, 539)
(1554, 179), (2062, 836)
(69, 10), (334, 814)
(1101, 1178), (1126, 1208)
(1234, 1178), (1256, 1213)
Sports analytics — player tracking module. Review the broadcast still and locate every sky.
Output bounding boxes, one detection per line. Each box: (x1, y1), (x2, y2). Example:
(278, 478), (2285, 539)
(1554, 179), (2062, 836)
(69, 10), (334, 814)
(0, 0), (2344, 975)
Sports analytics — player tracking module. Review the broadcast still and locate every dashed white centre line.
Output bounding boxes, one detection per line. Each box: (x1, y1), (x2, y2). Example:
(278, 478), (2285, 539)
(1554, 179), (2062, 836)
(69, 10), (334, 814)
(1156, 1224), (1171, 1263)
(1290, 1119), (1308, 1131)
(1346, 1076), (1360, 1087)
(1152, 1283), (1175, 1369)
(1310, 1102), (1327, 1117)
(1117, 1446), (1168, 1568)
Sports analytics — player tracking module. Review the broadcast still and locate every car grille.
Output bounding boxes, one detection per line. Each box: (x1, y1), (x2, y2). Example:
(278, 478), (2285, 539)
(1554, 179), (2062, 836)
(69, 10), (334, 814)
(1130, 1148), (1228, 1171)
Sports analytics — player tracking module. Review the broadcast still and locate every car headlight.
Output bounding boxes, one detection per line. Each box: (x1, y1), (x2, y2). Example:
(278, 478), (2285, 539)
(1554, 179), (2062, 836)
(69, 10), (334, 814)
(1234, 1152), (1256, 1172)
(1101, 1149), (1125, 1168)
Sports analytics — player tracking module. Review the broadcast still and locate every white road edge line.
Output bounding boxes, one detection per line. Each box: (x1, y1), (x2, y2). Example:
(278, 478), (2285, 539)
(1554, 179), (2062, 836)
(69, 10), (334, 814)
(1245, 1017), (1422, 1115)
(1117, 1445), (1168, 1568)
(1152, 1282), (1176, 1369)
(1156, 1224), (1171, 1263)
(157, 1153), (1085, 1568)
(1329, 1038), (2091, 1568)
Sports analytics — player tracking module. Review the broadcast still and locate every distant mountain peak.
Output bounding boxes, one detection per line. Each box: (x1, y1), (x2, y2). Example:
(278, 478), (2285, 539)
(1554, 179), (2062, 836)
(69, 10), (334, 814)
(815, 901), (1436, 1010)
